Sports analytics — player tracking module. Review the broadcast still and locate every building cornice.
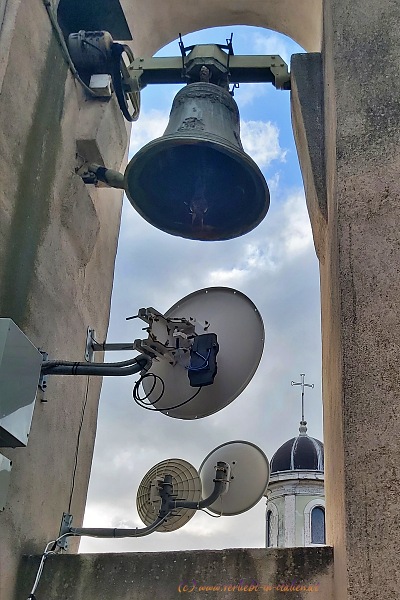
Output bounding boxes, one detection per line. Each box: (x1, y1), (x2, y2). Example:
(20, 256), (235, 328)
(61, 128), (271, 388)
(269, 470), (324, 483)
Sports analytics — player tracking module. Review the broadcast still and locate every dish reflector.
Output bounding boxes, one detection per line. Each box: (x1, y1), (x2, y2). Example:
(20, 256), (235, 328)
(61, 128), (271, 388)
(136, 458), (201, 532)
(142, 287), (264, 419)
(199, 441), (270, 515)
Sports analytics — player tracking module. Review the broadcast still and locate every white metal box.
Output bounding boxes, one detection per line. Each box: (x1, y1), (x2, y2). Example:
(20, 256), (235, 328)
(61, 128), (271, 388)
(0, 319), (42, 447)
(0, 453), (12, 510)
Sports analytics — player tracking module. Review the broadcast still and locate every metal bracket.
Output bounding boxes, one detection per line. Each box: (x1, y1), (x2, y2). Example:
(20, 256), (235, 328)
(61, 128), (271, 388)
(57, 512), (73, 550)
(38, 351), (49, 394)
(125, 47), (290, 92)
(85, 327), (96, 362)
(85, 326), (140, 361)
(83, 309), (200, 368)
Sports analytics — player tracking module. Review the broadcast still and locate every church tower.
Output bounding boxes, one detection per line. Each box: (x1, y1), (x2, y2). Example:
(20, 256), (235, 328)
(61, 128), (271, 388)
(265, 375), (325, 548)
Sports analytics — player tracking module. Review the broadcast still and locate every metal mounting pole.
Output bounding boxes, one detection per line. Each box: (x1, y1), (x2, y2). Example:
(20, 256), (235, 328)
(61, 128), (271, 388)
(85, 327), (141, 361)
(41, 353), (151, 377)
(57, 462), (230, 547)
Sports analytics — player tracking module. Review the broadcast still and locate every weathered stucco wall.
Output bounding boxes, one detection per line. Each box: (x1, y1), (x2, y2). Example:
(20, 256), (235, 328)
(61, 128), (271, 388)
(16, 548), (334, 600)
(0, 1), (128, 598)
(121, 0), (322, 56)
(291, 2), (400, 599)
(321, 2), (400, 598)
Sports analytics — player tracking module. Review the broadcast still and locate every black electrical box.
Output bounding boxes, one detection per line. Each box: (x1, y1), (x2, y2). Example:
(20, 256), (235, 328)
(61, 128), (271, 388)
(188, 333), (219, 387)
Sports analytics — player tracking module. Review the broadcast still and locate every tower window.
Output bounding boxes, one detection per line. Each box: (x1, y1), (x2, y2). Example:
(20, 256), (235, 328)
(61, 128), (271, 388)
(311, 506), (325, 544)
(266, 502), (278, 547)
(266, 510), (272, 547)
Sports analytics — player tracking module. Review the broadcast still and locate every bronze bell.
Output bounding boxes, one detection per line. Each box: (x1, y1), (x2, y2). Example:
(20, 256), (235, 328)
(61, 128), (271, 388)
(124, 82), (270, 241)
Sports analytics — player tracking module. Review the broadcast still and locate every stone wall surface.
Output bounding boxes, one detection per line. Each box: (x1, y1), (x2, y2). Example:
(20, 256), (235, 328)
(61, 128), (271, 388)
(16, 548), (334, 600)
(292, 1), (400, 599)
(0, 1), (127, 598)
(323, 1), (400, 597)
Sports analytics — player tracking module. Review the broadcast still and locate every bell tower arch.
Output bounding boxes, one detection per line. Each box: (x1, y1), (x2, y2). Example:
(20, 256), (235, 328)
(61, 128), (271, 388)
(120, 0), (322, 56)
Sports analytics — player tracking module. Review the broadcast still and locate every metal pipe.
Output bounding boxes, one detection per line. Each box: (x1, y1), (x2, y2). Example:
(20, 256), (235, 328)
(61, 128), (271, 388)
(41, 354), (152, 376)
(172, 461), (230, 510)
(87, 163), (125, 189)
(43, 355), (145, 369)
(59, 463), (229, 542)
(174, 481), (225, 510)
(69, 515), (169, 538)
(91, 343), (136, 352)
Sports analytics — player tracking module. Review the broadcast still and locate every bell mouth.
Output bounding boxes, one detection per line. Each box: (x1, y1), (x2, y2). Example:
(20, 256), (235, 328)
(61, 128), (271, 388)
(124, 136), (270, 241)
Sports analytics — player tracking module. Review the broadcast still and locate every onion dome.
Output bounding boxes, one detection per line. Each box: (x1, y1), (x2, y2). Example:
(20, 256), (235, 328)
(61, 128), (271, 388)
(270, 421), (324, 474)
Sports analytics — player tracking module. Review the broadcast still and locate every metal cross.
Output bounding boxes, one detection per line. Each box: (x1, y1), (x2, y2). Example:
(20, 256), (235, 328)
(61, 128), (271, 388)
(291, 373), (314, 423)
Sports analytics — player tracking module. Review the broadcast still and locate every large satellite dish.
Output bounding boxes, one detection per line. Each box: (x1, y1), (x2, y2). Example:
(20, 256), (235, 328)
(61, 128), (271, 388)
(199, 441), (270, 515)
(141, 287), (264, 419)
(136, 458), (202, 532)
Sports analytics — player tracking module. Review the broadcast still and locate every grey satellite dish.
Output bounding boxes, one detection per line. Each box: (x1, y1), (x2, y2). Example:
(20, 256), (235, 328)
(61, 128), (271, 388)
(199, 441), (270, 516)
(136, 458), (202, 532)
(142, 287), (264, 419)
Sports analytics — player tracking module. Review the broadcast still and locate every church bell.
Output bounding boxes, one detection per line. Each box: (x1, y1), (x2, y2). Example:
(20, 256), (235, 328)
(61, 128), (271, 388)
(124, 82), (270, 241)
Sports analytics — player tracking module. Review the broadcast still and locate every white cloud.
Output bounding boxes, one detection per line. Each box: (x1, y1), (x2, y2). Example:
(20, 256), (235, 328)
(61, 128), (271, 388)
(206, 190), (312, 287)
(252, 32), (293, 65)
(241, 120), (286, 169)
(129, 109), (169, 157)
(268, 171), (281, 192)
(234, 83), (266, 107)
(281, 191), (313, 256)
(208, 267), (246, 287)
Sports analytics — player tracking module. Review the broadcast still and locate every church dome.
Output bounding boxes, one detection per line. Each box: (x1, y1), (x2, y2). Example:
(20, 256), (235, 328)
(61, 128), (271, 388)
(270, 427), (324, 473)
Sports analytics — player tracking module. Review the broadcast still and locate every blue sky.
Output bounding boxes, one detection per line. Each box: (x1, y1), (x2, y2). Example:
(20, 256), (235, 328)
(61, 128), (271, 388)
(80, 26), (322, 553)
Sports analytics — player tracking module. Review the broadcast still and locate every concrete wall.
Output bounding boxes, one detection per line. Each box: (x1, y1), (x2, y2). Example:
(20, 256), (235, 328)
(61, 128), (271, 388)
(0, 1), (127, 598)
(16, 548), (334, 600)
(291, 2), (400, 596)
(3, 2), (400, 600)
(121, 0), (322, 56)
(323, 2), (400, 594)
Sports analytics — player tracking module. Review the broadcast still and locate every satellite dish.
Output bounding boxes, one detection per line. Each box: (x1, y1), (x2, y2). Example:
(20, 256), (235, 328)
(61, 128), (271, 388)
(199, 441), (270, 516)
(142, 287), (264, 419)
(136, 458), (202, 532)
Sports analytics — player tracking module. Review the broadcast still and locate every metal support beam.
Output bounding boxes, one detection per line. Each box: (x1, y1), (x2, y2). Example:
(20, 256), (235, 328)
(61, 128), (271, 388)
(127, 53), (290, 91)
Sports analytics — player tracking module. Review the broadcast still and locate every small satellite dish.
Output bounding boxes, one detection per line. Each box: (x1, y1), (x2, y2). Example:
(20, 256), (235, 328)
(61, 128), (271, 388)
(136, 458), (202, 532)
(142, 287), (264, 419)
(199, 441), (270, 516)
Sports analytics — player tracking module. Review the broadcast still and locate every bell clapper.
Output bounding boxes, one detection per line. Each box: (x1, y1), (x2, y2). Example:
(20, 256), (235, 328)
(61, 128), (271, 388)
(188, 174), (209, 229)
